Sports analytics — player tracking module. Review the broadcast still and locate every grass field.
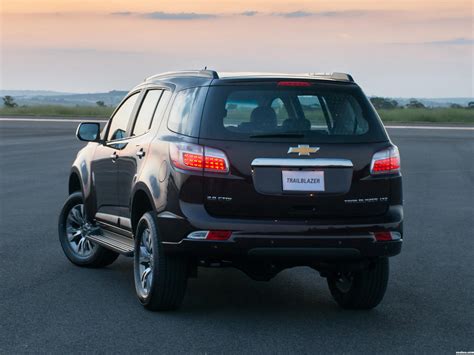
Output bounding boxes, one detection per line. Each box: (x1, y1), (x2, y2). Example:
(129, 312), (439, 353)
(0, 105), (114, 118)
(377, 108), (473, 124)
(0, 105), (472, 124)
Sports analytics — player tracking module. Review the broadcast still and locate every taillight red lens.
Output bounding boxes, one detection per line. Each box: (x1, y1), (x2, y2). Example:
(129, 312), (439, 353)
(170, 143), (229, 173)
(374, 231), (392, 241)
(183, 153), (204, 168)
(203, 146), (229, 173)
(206, 230), (232, 240)
(277, 81), (311, 87)
(370, 146), (400, 175)
(372, 157), (400, 173)
(204, 156), (227, 171)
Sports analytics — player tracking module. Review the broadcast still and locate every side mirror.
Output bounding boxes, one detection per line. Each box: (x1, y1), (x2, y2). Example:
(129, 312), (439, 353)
(76, 122), (101, 142)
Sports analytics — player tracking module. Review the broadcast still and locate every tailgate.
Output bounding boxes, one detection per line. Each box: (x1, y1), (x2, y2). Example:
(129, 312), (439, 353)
(200, 139), (390, 220)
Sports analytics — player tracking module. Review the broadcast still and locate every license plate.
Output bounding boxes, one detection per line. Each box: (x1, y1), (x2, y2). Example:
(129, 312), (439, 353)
(282, 170), (325, 192)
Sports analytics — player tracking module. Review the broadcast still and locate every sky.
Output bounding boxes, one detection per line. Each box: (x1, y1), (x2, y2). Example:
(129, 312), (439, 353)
(1, 0), (473, 97)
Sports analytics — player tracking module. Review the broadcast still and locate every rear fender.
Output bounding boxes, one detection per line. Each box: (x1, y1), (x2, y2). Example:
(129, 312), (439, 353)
(130, 183), (156, 234)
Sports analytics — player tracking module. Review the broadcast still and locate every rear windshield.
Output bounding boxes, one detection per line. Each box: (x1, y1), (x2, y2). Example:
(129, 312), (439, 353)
(200, 82), (387, 143)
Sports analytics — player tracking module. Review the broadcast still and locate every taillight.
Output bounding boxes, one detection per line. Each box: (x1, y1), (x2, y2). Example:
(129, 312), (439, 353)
(203, 146), (228, 172)
(170, 142), (229, 173)
(370, 146), (400, 175)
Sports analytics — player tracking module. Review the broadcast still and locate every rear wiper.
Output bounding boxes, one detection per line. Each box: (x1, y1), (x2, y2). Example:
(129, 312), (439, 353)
(249, 133), (305, 138)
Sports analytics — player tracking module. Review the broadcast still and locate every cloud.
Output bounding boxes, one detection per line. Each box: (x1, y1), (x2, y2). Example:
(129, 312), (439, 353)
(108, 9), (372, 20)
(110, 11), (133, 16)
(393, 38), (474, 46)
(274, 10), (369, 18)
(424, 38), (474, 46)
(141, 11), (216, 20)
(240, 11), (258, 17)
(277, 11), (313, 18)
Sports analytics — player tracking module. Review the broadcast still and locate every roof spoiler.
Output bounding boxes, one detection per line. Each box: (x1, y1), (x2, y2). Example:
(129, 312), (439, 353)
(146, 70), (218, 81)
(308, 72), (354, 82)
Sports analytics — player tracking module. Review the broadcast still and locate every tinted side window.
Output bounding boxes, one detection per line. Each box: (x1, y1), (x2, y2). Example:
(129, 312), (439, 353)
(107, 92), (139, 141)
(167, 87), (205, 137)
(324, 94), (369, 135)
(132, 90), (163, 136)
(152, 90), (171, 127)
(271, 98), (289, 124)
(297, 95), (327, 127)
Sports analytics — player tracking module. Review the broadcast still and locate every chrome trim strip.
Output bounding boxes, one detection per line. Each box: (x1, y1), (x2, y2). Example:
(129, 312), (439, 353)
(95, 212), (118, 225)
(169, 233), (376, 245)
(187, 231), (208, 240)
(157, 211), (185, 219)
(251, 158), (353, 168)
(389, 232), (402, 241)
(119, 217), (132, 229)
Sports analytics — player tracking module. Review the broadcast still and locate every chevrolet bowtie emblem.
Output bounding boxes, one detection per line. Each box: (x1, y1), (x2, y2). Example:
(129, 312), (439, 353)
(288, 145), (320, 156)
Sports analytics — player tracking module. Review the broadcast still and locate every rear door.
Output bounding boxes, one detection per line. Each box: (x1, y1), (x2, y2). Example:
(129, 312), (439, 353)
(116, 89), (171, 220)
(198, 81), (391, 220)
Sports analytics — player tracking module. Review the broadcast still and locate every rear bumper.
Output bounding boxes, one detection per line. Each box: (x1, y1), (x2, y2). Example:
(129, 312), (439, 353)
(162, 233), (402, 260)
(158, 202), (403, 261)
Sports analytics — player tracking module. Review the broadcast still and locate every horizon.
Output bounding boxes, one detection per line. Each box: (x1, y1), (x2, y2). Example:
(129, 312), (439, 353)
(1, 88), (473, 100)
(1, 0), (473, 97)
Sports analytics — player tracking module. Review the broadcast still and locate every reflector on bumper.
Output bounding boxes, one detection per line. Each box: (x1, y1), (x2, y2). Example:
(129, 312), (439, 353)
(187, 230), (232, 241)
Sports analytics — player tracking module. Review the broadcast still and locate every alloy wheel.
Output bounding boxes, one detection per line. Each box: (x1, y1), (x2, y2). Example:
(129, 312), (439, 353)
(137, 228), (154, 296)
(65, 204), (96, 257)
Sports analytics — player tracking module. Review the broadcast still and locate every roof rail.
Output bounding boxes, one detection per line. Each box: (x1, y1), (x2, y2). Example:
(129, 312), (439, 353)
(330, 72), (354, 82)
(146, 70), (219, 81)
(308, 72), (354, 82)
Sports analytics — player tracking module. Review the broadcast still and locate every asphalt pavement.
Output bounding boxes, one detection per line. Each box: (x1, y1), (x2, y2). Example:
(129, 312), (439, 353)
(0, 118), (473, 353)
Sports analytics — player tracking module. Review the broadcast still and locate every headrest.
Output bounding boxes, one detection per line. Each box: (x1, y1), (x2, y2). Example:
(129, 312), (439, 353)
(250, 106), (277, 129)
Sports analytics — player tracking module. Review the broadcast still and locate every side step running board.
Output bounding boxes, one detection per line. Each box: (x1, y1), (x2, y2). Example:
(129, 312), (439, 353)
(87, 230), (134, 256)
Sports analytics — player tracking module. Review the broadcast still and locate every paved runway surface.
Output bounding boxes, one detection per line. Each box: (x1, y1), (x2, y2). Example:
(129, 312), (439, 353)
(1, 119), (473, 353)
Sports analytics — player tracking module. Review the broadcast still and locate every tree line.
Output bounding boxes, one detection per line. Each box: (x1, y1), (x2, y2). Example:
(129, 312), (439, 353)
(369, 97), (474, 109)
(2, 96), (108, 108)
(2, 95), (474, 110)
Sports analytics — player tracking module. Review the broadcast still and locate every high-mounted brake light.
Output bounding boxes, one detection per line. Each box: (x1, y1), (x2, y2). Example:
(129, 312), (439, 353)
(370, 146), (400, 175)
(170, 142), (229, 173)
(277, 81), (311, 87)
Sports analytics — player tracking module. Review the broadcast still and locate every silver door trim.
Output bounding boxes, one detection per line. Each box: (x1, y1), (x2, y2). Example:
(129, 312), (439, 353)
(95, 212), (119, 225)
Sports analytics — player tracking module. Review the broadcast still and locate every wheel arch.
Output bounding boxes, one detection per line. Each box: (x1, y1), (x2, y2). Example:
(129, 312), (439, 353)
(131, 184), (156, 234)
(69, 168), (82, 195)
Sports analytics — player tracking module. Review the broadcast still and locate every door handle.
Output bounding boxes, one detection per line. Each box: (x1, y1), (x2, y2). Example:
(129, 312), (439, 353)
(136, 148), (145, 158)
(110, 151), (118, 161)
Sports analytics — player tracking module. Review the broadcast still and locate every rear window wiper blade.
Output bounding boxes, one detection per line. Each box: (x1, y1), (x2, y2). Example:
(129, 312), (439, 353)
(249, 133), (305, 138)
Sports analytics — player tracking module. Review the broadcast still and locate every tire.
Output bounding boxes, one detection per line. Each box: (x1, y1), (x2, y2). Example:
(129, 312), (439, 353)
(327, 258), (389, 310)
(134, 211), (188, 311)
(58, 191), (119, 267)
